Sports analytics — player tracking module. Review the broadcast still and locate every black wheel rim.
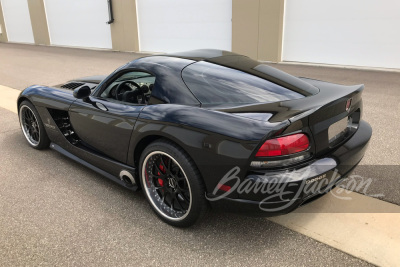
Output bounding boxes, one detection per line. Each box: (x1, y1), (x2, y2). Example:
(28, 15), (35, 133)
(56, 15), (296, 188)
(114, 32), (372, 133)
(142, 151), (192, 221)
(19, 105), (40, 146)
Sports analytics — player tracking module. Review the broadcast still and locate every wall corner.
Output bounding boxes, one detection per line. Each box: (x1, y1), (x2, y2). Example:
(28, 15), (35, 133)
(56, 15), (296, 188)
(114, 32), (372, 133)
(257, 0), (285, 62)
(110, 0), (140, 52)
(27, 0), (50, 46)
(0, 1), (8, 43)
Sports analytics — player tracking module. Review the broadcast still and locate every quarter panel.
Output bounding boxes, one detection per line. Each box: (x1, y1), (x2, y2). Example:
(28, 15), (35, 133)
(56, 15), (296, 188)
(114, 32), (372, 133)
(137, 104), (280, 141)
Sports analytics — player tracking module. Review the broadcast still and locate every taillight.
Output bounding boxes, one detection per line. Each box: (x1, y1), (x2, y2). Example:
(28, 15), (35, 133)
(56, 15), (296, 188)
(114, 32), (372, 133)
(255, 133), (309, 157)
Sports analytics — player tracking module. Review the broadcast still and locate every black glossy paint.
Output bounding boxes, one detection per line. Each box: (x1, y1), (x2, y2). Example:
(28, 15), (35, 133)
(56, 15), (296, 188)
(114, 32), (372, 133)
(17, 49), (372, 215)
(182, 61), (305, 104)
(69, 97), (143, 163)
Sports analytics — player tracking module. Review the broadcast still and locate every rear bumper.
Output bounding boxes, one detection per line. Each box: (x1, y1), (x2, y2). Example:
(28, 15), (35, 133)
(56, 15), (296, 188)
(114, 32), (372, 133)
(207, 120), (372, 216)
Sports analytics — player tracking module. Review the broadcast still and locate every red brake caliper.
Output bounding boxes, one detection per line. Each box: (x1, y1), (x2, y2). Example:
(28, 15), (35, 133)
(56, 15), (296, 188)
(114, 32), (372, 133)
(158, 161), (166, 187)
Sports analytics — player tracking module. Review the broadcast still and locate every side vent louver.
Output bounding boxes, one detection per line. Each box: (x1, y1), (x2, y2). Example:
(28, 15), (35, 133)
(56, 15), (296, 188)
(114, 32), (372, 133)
(60, 82), (84, 90)
(47, 109), (80, 145)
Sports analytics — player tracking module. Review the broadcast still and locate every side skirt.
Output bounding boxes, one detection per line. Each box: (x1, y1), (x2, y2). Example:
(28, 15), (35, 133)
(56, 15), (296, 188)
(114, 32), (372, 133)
(50, 143), (139, 191)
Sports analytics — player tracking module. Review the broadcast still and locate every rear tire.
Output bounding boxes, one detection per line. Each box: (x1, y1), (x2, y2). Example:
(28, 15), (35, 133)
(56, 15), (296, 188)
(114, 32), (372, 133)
(19, 100), (50, 150)
(139, 139), (208, 227)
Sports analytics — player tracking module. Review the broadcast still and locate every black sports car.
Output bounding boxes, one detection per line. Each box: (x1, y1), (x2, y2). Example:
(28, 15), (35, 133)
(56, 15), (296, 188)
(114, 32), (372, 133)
(17, 49), (372, 227)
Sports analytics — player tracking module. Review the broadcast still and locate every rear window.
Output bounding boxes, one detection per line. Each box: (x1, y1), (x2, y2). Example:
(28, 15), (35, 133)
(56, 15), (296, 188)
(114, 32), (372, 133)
(182, 61), (304, 105)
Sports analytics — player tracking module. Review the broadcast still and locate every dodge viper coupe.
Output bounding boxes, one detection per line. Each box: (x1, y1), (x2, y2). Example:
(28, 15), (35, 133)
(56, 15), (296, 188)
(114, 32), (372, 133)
(17, 49), (372, 227)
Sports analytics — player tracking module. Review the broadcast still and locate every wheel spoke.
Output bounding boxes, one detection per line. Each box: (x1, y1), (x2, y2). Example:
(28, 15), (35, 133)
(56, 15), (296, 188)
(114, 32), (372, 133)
(174, 169), (185, 180)
(167, 158), (172, 173)
(165, 191), (173, 208)
(159, 156), (170, 174)
(153, 165), (167, 178)
(175, 175), (185, 182)
(34, 132), (40, 141)
(26, 110), (32, 120)
(174, 195), (185, 211)
(182, 192), (190, 203)
(24, 109), (29, 119)
(178, 186), (190, 194)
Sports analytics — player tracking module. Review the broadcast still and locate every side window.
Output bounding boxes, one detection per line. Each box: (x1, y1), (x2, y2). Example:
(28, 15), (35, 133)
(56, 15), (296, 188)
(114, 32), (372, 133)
(100, 71), (156, 104)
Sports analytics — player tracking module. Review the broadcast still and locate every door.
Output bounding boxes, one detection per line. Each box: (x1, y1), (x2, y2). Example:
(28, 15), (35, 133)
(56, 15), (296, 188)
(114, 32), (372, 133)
(43, 0), (112, 49)
(283, 0), (400, 69)
(136, 0), (232, 53)
(69, 98), (142, 163)
(0, 0), (34, 43)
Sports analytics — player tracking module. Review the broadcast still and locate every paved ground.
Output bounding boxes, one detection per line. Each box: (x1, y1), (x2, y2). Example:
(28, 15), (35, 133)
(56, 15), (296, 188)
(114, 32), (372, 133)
(1, 43), (399, 266)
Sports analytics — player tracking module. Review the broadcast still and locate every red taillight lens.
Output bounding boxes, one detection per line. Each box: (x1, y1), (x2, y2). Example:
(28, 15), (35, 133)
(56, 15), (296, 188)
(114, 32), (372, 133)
(255, 133), (309, 157)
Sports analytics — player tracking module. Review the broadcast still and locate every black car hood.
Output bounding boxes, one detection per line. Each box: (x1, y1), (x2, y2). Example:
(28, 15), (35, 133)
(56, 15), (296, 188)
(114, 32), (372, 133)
(71, 75), (107, 84)
(54, 75), (107, 91)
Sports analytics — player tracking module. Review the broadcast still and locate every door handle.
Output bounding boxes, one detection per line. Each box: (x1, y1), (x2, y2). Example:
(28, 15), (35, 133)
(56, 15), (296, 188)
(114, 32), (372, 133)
(95, 102), (108, 111)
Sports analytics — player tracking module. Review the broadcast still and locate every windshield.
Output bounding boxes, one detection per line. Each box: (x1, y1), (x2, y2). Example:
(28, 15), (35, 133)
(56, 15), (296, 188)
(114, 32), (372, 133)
(182, 61), (304, 105)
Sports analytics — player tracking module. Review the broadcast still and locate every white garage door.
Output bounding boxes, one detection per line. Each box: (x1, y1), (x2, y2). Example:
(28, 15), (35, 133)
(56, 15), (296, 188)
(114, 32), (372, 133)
(137, 0), (232, 53)
(44, 0), (112, 49)
(283, 0), (400, 69)
(1, 0), (34, 43)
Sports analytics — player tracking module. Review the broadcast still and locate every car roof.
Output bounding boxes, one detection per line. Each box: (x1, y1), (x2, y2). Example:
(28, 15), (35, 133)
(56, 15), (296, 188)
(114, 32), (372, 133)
(157, 49), (318, 96)
(126, 50), (319, 104)
(164, 49), (240, 61)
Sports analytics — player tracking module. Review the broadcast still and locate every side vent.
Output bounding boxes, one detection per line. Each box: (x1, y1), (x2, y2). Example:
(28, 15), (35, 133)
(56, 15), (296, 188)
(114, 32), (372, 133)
(47, 109), (80, 145)
(60, 82), (84, 90)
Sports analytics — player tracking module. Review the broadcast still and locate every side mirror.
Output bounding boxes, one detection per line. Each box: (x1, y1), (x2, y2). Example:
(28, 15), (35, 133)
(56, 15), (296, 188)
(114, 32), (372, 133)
(73, 86), (91, 99)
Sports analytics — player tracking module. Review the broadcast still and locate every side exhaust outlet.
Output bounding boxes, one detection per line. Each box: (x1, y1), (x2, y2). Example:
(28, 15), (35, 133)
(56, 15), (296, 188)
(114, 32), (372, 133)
(119, 170), (136, 187)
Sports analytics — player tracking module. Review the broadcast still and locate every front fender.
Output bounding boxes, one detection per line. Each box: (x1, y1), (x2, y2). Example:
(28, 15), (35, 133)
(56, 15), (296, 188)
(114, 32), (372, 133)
(18, 85), (75, 111)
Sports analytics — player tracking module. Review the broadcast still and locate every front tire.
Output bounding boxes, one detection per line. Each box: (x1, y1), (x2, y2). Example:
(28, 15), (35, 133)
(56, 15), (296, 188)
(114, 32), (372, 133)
(19, 100), (50, 150)
(139, 139), (208, 227)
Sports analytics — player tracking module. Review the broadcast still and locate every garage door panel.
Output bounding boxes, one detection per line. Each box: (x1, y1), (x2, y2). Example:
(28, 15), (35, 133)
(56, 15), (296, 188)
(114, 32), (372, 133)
(1, 0), (34, 43)
(285, 0), (400, 20)
(286, 20), (397, 44)
(284, 41), (384, 66)
(283, 0), (400, 69)
(137, 0), (232, 53)
(141, 22), (231, 40)
(44, 0), (112, 49)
